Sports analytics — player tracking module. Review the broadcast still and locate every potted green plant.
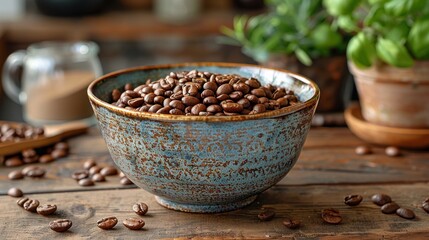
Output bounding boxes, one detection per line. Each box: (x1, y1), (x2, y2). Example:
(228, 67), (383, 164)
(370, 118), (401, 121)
(324, 0), (429, 128)
(221, 0), (350, 112)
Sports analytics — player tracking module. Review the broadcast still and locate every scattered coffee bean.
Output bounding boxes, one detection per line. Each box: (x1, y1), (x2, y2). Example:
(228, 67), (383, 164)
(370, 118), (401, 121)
(344, 194), (363, 206)
(123, 218), (145, 230)
(83, 159), (97, 170)
(381, 202), (400, 214)
(385, 146), (401, 157)
(0, 123), (44, 144)
(422, 202), (429, 213)
(120, 177), (133, 185)
(8, 170), (24, 180)
(22, 166), (37, 175)
(89, 166), (103, 175)
(37, 204), (57, 216)
(54, 142), (69, 151)
(39, 154), (55, 163)
(78, 178), (94, 187)
(4, 156), (23, 167)
(8, 187), (23, 197)
(23, 199), (40, 212)
(72, 170), (89, 181)
(92, 173), (106, 182)
(396, 208), (415, 219)
(257, 209), (276, 221)
(321, 208), (342, 224)
(371, 194), (392, 206)
(49, 219), (72, 232)
(119, 171), (126, 178)
(283, 219), (301, 229)
(100, 166), (118, 176)
(97, 216), (118, 230)
(26, 167), (46, 178)
(17, 197), (29, 207)
(133, 202), (149, 216)
(51, 149), (67, 159)
(355, 145), (372, 155)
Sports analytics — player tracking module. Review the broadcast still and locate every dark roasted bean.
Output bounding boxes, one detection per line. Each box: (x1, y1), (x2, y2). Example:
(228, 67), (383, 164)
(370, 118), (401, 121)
(37, 204), (57, 216)
(100, 166), (118, 176)
(385, 146), (401, 157)
(396, 208), (415, 219)
(237, 98), (251, 108)
(245, 78), (261, 88)
(120, 177), (134, 185)
(201, 89), (215, 98)
(257, 209), (276, 221)
(381, 202), (400, 214)
(169, 109), (184, 115)
(203, 81), (217, 91)
(216, 84), (233, 95)
(216, 94), (230, 101)
(283, 219), (301, 229)
(72, 170), (89, 180)
(8, 187), (23, 197)
(5, 156), (23, 167)
(251, 88), (266, 97)
(422, 202), (429, 213)
(344, 194), (363, 206)
(123, 218), (145, 230)
(181, 96), (200, 106)
(26, 167), (46, 178)
(39, 154), (55, 163)
(17, 197), (29, 207)
(51, 149), (67, 159)
(133, 202), (149, 216)
(23, 199), (40, 212)
(89, 166), (103, 175)
(157, 106), (172, 114)
(128, 98), (145, 108)
(78, 178), (94, 186)
(92, 173), (106, 182)
(97, 216), (118, 230)
(8, 170), (24, 180)
(149, 104), (163, 113)
(371, 193), (392, 206)
(233, 82), (250, 94)
(169, 100), (186, 111)
(222, 102), (243, 113)
(203, 96), (218, 105)
(83, 159), (96, 170)
(252, 104), (266, 114)
(49, 219), (72, 232)
(112, 89), (121, 101)
(207, 105), (223, 113)
(321, 208), (342, 224)
(124, 83), (133, 91)
(191, 104), (207, 115)
(355, 145), (372, 155)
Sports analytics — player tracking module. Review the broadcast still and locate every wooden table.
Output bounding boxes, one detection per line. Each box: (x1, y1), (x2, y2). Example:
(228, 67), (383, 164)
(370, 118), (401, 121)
(1, 127), (428, 239)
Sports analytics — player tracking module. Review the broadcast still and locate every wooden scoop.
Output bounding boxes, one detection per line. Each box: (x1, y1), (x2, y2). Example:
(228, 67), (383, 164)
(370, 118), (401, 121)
(0, 120), (89, 157)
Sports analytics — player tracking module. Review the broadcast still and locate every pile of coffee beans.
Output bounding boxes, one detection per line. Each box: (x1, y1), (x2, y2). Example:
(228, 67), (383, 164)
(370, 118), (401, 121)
(371, 193), (416, 219)
(110, 70), (300, 116)
(72, 159), (134, 187)
(0, 123), (44, 143)
(2, 141), (69, 167)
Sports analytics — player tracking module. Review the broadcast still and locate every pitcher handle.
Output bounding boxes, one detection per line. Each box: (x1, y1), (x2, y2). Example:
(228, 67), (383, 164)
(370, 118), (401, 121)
(2, 50), (26, 104)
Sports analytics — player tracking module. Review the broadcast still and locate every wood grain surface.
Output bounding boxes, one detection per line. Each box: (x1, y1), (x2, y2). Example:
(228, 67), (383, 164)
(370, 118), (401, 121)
(1, 127), (429, 239)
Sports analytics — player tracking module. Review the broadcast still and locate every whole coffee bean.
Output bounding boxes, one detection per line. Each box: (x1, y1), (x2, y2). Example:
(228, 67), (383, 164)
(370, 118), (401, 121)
(181, 96), (200, 106)
(252, 104), (266, 114)
(422, 202), (429, 213)
(23, 156), (39, 164)
(191, 104), (207, 115)
(154, 88), (165, 96)
(321, 208), (342, 224)
(283, 219), (301, 229)
(83, 159), (96, 170)
(154, 96), (165, 104)
(26, 167), (46, 178)
(203, 96), (218, 105)
(54, 142), (69, 151)
(89, 166), (103, 175)
(381, 202), (400, 214)
(371, 194), (392, 206)
(124, 83), (133, 91)
(17, 197), (29, 207)
(216, 94), (230, 101)
(355, 146), (372, 155)
(92, 173), (106, 182)
(22, 149), (37, 158)
(112, 89), (121, 102)
(123, 90), (140, 98)
(277, 98), (289, 107)
(37, 204), (57, 216)
(22, 166), (37, 175)
(123, 218), (145, 230)
(344, 194), (363, 206)
(233, 82), (250, 94)
(8, 187), (23, 197)
(8, 170), (24, 180)
(251, 88), (266, 97)
(51, 149), (67, 159)
(144, 93), (156, 104)
(222, 102), (243, 113)
(245, 78), (261, 89)
(78, 178), (94, 186)
(396, 208), (415, 219)
(149, 104), (163, 113)
(157, 106), (172, 114)
(133, 202), (149, 216)
(257, 209), (275, 221)
(203, 81), (217, 91)
(49, 219), (72, 232)
(23, 199), (40, 212)
(142, 86), (154, 94)
(120, 177), (133, 185)
(97, 216), (118, 230)
(72, 170), (89, 180)
(4, 156), (23, 167)
(169, 100), (186, 111)
(216, 83), (233, 95)
(100, 166), (118, 176)
(237, 98), (251, 108)
(246, 94), (259, 104)
(207, 105), (222, 113)
(229, 91), (243, 101)
(39, 154), (55, 163)
(385, 146), (401, 157)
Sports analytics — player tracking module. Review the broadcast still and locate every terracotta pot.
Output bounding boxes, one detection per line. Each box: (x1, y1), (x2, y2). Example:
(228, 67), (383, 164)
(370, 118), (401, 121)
(263, 54), (348, 112)
(349, 61), (429, 128)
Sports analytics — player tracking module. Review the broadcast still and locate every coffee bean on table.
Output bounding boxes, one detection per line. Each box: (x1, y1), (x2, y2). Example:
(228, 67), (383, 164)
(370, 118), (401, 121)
(89, 166), (103, 175)
(396, 208), (415, 219)
(83, 159), (97, 170)
(23, 199), (40, 212)
(78, 178), (94, 187)
(355, 145), (372, 155)
(17, 197), (29, 207)
(381, 202), (400, 214)
(100, 166), (118, 176)
(385, 146), (401, 157)
(39, 154), (55, 163)
(123, 218), (145, 230)
(22, 166), (37, 175)
(257, 209), (276, 221)
(371, 194), (392, 206)
(92, 173), (106, 182)
(321, 208), (342, 224)
(54, 142), (69, 151)
(49, 219), (72, 232)
(120, 177), (133, 185)
(283, 219), (301, 229)
(37, 204), (57, 216)
(119, 171), (126, 178)
(51, 149), (67, 159)
(97, 216), (118, 230)
(26, 167), (46, 178)
(72, 170), (89, 180)
(8, 170), (24, 180)
(8, 187), (23, 197)
(344, 194), (363, 206)
(4, 156), (23, 167)
(422, 202), (429, 213)
(133, 202), (149, 216)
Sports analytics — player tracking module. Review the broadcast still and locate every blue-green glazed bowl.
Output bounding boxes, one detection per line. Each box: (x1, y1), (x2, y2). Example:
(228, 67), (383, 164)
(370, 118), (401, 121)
(88, 62), (319, 213)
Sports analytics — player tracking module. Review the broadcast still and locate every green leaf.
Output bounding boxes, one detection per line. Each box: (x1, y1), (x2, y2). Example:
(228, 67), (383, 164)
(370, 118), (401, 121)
(338, 15), (359, 32)
(408, 18), (429, 59)
(376, 37), (414, 67)
(310, 23), (342, 49)
(385, 0), (426, 16)
(323, 0), (361, 16)
(368, 0), (389, 5)
(385, 23), (409, 43)
(364, 4), (383, 26)
(295, 48), (312, 66)
(347, 32), (376, 68)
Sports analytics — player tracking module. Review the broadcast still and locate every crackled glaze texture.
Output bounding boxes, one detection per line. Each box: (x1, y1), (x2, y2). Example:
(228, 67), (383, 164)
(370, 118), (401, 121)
(88, 63), (319, 213)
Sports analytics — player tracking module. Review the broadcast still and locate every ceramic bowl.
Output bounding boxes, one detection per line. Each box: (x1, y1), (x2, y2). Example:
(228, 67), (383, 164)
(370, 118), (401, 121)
(87, 62), (319, 213)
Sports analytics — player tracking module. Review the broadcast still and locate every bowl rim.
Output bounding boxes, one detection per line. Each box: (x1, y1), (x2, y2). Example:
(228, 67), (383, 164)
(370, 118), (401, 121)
(87, 62), (320, 122)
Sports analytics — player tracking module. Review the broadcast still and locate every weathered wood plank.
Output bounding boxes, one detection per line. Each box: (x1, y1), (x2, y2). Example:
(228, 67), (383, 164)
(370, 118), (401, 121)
(1, 128), (429, 194)
(0, 184), (428, 239)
